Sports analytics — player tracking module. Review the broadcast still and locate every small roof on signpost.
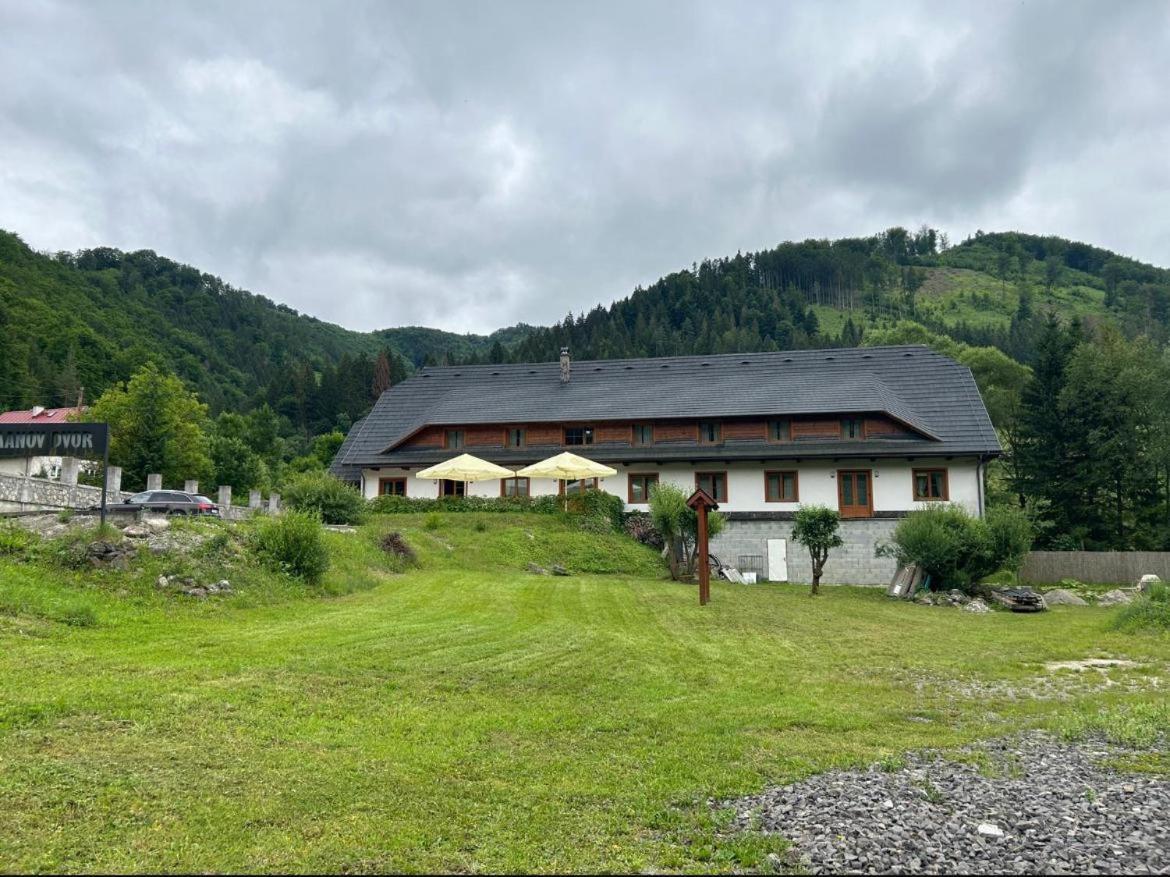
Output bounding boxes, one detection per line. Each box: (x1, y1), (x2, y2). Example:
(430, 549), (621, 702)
(686, 487), (719, 511)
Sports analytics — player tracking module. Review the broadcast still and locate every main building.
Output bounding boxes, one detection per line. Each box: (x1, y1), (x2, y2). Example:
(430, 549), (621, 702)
(331, 345), (1001, 584)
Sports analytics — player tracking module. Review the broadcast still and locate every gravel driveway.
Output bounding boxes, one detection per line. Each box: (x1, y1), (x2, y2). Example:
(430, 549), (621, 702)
(724, 733), (1169, 874)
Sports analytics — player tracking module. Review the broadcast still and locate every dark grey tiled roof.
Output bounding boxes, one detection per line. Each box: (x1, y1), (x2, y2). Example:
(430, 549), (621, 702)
(328, 416), (365, 483)
(333, 346), (1001, 470)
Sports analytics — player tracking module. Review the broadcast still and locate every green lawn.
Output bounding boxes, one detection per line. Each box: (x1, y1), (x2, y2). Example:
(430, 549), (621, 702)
(1, 513), (1167, 873)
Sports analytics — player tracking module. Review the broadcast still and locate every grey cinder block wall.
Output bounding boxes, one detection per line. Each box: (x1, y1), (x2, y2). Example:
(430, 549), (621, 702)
(710, 517), (899, 585)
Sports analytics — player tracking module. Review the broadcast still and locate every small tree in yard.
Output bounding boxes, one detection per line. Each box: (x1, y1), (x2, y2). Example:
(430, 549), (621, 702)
(792, 506), (843, 596)
(648, 482), (726, 580)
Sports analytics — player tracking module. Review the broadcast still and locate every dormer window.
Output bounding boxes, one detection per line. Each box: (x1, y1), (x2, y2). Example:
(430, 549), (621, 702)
(841, 418), (864, 440)
(767, 419), (791, 442)
(444, 429), (465, 449)
(698, 422), (722, 444)
(564, 426), (594, 446)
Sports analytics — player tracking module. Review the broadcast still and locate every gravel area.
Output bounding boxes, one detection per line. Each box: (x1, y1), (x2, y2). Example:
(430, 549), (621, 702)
(724, 732), (1169, 874)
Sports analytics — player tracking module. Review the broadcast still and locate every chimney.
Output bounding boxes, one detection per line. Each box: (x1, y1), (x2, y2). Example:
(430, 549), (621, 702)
(559, 347), (571, 383)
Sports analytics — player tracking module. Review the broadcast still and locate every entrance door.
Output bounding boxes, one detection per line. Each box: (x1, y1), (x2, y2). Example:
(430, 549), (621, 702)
(837, 469), (873, 518)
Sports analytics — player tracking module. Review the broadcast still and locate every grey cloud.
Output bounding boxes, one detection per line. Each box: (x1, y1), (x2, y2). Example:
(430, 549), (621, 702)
(0, 0), (1167, 334)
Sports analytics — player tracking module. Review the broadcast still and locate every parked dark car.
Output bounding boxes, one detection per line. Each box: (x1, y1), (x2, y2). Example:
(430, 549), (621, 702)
(108, 490), (220, 516)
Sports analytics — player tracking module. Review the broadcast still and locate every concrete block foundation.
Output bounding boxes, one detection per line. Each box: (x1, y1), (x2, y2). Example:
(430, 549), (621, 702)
(710, 516), (900, 586)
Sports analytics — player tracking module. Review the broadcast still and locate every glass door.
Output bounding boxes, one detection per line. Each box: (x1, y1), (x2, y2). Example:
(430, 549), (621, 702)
(837, 469), (873, 518)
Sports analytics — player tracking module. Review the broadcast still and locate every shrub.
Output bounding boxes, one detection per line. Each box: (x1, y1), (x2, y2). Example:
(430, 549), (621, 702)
(1113, 581), (1170, 633)
(623, 512), (664, 550)
(380, 531), (418, 565)
(281, 471), (366, 525)
(985, 505), (1035, 577)
(423, 512), (442, 531)
(570, 489), (624, 533)
(249, 511), (330, 583)
(368, 494), (561, 515)
(880, 504), (1033, 593)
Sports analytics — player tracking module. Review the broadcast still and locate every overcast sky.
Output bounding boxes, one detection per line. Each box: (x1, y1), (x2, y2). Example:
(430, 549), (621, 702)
(1, 1), (1168, 334)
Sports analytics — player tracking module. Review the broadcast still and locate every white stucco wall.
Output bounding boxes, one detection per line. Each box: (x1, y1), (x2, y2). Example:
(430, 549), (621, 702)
(361, 457), (983, 516)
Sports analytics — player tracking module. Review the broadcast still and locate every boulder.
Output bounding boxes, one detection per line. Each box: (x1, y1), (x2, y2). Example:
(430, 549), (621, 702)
(550, 564), (570, 576)
(1042, 588), (1088, 606)
(1138, 574), (1162, 593)
(1097, 589), (1133, 606)
(156, 575), (170, 590)
(143, 516), (171, 533)
(122, 524), (151, 539)
(963, 598), (991, 614)
(525, 562), (546, 575)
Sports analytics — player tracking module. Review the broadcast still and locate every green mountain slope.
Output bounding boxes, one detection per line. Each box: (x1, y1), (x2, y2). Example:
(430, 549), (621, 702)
(504, 229), (1170, 366)
(0, 230), (527, 412)
(4, 224), (1168, 429)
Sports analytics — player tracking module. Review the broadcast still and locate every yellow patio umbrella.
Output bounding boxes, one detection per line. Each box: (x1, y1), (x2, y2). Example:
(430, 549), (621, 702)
(417, 453), (515, 498)
(516, 452), (617, 506)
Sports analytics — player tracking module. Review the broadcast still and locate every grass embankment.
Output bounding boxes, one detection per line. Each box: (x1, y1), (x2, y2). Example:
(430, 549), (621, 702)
(1, 512), (1167, 873)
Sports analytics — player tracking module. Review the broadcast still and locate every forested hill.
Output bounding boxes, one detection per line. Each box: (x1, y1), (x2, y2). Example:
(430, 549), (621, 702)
(4, 223), (1170, 439)
(0, 229), (523, 414)
(503, 228), (1170, 366)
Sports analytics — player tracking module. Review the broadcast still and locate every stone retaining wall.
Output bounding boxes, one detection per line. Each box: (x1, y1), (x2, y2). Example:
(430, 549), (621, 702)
(710, 516), (900, 585)
(0, 473), (129, 513)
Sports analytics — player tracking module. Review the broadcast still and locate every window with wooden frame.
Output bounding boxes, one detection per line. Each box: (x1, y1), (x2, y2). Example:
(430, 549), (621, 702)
(698, 422), (722, 444)
(695, 471), (728, 503)
(627, 473), (659, 504)
(505, 428), (526, 448)
(767, 419), (791, 442)
(444, 429), (465, 450)
(632, 424), (654, 446)
(559, 477), (599, 496)
(378, 477), (407, 496)
(840, 417), (864, 440)
(439, 479), (465, 497)
(500, 476), (530, 498)
(764, 470), (798, 502)
(563, 426), (595, 446)
(913, 468), (949, 501)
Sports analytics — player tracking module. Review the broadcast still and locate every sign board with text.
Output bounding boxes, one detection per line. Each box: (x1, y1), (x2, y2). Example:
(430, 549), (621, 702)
(0, 423), (109, 459)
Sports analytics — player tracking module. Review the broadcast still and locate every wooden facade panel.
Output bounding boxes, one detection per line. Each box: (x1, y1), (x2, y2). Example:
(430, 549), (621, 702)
(525, 425), (563, 445)
(466, 426), (502, 447)
(403, 426), (444, 449)
(596, 424), (632, 444)
(398, 414), (918, 451)
(724, 420), (765, 441)
(865, 416), (912, 437)
(653, 422), (699, 443)
(791, 418), (839, 439)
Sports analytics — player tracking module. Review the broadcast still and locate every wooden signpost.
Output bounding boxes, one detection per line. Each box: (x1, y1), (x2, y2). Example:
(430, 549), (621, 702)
(686, 487), (719, 606)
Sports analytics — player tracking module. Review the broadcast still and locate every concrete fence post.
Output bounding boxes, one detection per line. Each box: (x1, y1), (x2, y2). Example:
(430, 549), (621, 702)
(249, 489), (262, 510)
(184, 479), (199, 495)
(268, 492), (280, 514)
(217, 485), (232, 512)
(60, 457), (80, 486)
(146, 473), (163, 491)
(105, 466), (122, 496)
